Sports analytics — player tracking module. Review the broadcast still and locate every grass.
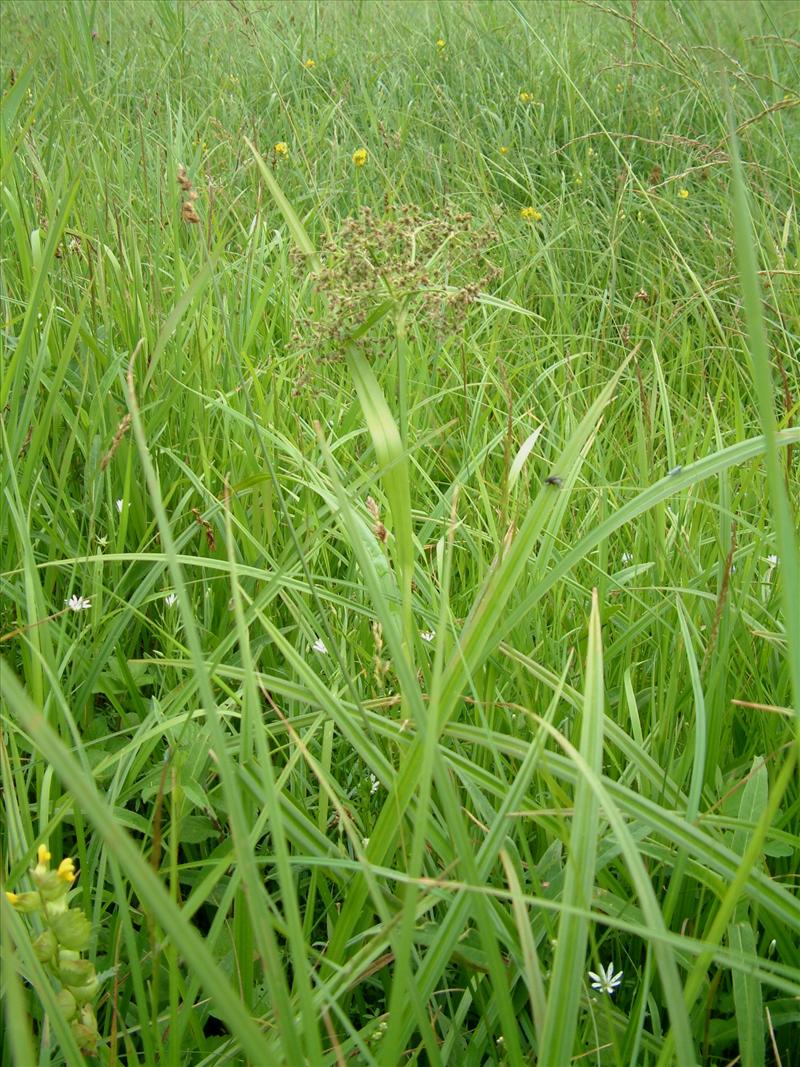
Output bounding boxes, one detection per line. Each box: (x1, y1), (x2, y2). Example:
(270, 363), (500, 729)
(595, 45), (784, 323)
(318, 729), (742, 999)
(1, 0), (798, 1064)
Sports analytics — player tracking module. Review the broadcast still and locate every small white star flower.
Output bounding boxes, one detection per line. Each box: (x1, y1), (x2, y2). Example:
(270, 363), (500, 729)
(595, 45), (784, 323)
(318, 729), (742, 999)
(164, 593), (178, 607)
(115, 498), (124, 513)
(621, 552), (633, 565)
(312, 637), (328, 654)
(369, 772), (380, 795)
(420, 629), (436, 643)
(766, 554), (778, 566)
(588, 962), (623, 995)
(65, 595), (91, 612)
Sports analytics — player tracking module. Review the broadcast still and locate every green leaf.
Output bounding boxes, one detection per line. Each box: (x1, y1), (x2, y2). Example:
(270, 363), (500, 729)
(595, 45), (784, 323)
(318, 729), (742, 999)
(728, 922), (765, 1067)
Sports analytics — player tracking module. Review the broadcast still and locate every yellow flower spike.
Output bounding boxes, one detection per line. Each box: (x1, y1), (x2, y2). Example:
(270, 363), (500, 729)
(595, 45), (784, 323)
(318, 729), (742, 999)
(304, 58), (316, 69)
(678, 188), (689, 199)
(520, 206), (542, 222)
(38, 844), (51, 866)
(57, 858), (77, 883)
(274, 141), (289, 156)
(352, 147), (368, 167)
(499, 145), (509, 155)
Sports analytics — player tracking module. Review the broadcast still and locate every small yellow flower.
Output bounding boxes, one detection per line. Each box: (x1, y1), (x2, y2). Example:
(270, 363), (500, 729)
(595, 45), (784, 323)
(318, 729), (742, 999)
(587, 146), (595, 157)
(499, 145), (509, 155)
(436, 38), (446, 49)
(6, 891), (20, 904)
(519, 91), (531, 103)
(37, 844), (51, 866)
(678, 188), (689, 199)
(616, 82), (624, 93)
(57, 857), (77, 883)
(274, 141), (289, 156)
(520, 206), (542, 222)
(304, 58), (316, 69)
(575, 172), (583, 185)
(352, 147), (368, 167)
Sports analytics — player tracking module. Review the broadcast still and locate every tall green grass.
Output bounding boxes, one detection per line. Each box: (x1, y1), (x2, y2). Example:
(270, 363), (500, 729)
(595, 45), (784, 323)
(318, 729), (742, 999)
(1, 1), (798, 1064)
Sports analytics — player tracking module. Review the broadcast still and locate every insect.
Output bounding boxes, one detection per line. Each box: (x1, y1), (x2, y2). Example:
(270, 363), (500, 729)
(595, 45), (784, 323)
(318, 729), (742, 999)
(544, 475), (563, 488)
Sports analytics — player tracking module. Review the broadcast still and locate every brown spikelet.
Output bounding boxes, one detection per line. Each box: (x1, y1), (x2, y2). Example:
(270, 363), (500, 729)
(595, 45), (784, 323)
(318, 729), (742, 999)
(181, 200), (200, 224)
(177, 165), (200, 223)
(366, 496), (388, 543)
(177, 165), (192, 192)
(100, 413), (132, 470)
(191, 508), (217, 551)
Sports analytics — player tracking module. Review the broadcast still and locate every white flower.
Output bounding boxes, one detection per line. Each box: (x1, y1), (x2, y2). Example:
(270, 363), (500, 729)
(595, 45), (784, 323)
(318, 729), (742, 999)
(164, 593), (178, 607)
(65, 595), (91, 612)
(369, 773), (380, 795)
(312, 637), (328, 654)
(766, 554), (778, 566)
(115, 498), (124, 513)
(588, 962), (623, 995)
(621, 552), (633, 565)
(420, 629), (436, 643)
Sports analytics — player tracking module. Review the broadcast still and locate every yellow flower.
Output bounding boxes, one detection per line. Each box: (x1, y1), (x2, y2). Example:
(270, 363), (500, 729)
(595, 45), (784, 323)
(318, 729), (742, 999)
(616, 82), (624, 93)
(519, 91), (531, 103)
(304, 58), (316, 69)
(499, 145), (509, 155)
(6, 891), (20, 904)
(678, 187), (689, 199)
(274, 141), (289, 156)
(436, 38), (446, 49)
(352, 147), (368, 167)
(37, 844), (51, 866)
(520, 206), (542, 222)
(57, 857), (77, 883)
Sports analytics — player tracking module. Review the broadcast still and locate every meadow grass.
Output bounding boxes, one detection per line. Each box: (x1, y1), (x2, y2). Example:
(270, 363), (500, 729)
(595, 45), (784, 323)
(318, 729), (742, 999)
(1, 0), (799, 1064)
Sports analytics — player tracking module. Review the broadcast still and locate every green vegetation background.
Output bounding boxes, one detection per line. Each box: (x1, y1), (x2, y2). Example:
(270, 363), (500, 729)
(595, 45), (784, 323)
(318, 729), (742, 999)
(1, 1), (798, 1065)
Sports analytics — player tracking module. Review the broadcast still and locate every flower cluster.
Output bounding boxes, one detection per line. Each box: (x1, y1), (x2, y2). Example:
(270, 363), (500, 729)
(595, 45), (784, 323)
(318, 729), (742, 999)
(6, 845), (101, 1054)
(520, 206), (542, 223)
(291, 202), (500, 372)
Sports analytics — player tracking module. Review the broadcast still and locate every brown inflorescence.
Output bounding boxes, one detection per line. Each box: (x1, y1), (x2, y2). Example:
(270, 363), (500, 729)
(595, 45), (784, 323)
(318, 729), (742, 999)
(290, 202), (500, 376)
